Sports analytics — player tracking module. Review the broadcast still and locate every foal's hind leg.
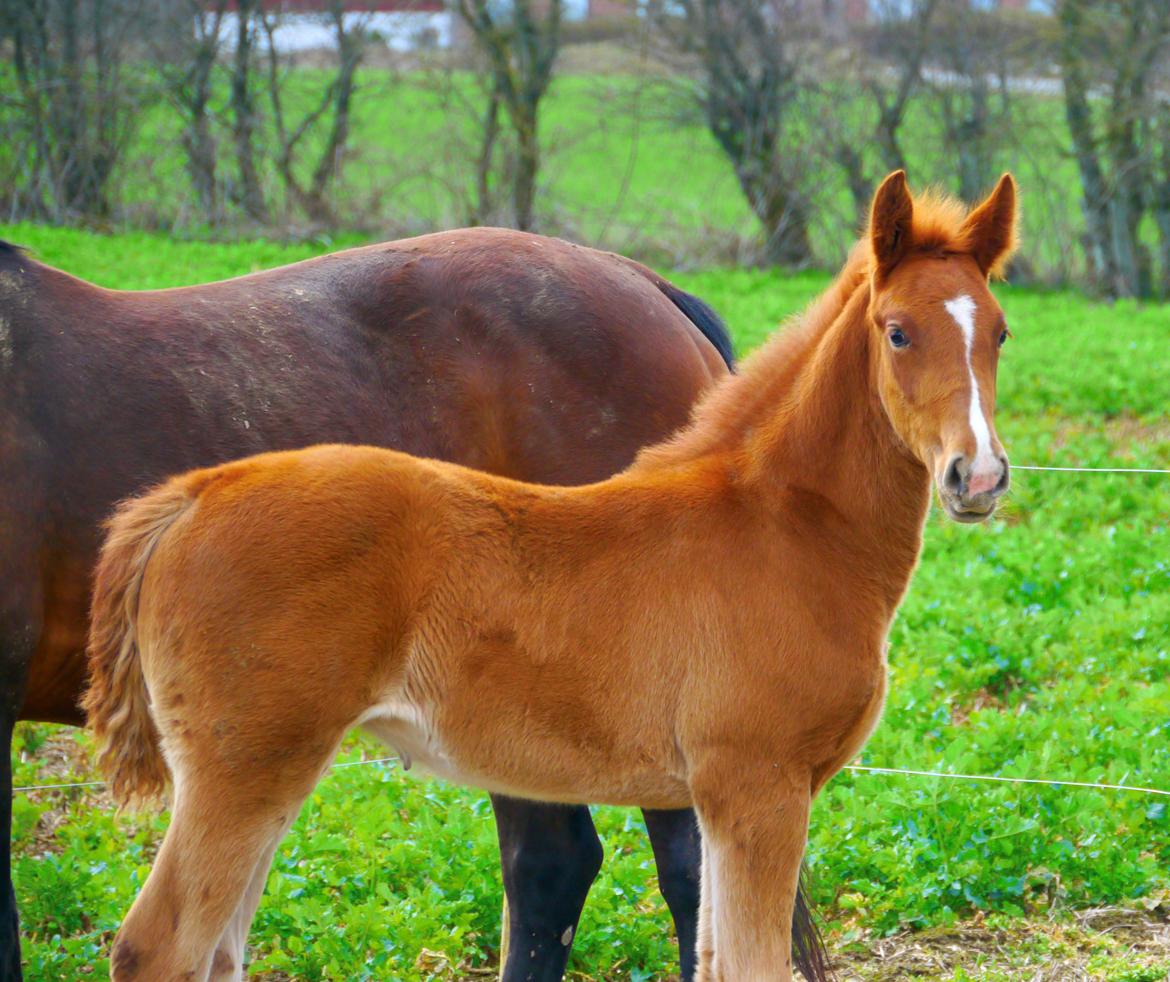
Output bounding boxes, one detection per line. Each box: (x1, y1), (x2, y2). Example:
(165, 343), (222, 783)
(694, 836), (715, 982)
(208, 813), (296, 979)
(690, 762), (811, 982)
(109, 749), (339, 981)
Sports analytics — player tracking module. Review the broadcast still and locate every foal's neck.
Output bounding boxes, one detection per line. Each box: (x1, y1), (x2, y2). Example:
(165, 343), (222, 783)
(642, 276), (933, 608)
(760, 286), (927, 552)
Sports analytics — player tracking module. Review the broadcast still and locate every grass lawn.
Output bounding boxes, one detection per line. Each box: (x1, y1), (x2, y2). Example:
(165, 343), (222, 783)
(3, 225), (1168, 980)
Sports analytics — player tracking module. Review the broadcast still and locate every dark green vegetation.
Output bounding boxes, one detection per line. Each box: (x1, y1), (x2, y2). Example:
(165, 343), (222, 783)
(4, 226), (1168, 980)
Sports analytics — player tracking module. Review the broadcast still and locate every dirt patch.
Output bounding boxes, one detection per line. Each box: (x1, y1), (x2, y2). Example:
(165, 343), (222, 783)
(950, 687), (1008, 727)
(833, 907), (1170, 981)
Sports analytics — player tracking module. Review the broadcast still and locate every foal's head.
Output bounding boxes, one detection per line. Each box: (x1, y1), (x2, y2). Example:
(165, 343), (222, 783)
(867, 171), (1017, 523)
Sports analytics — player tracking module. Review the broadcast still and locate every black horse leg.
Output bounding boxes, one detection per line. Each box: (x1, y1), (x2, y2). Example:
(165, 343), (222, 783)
(492, 795), (603, 982)
(0, 710), (17, 982)
(643, 808), (702, 982)
(0, 560), (38, 982)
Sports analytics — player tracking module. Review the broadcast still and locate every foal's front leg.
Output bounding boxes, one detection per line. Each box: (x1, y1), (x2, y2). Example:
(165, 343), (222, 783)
(690, 763), (811, 982)
(694, 835), (716, 982)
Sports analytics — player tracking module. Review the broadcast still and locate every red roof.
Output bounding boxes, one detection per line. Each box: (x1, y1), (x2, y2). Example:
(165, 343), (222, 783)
(219, 1), (445, 13)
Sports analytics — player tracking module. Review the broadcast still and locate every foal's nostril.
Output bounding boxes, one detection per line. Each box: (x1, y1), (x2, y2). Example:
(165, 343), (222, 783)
(993, 456), (1011, 496)
(942, 455), (966, 496)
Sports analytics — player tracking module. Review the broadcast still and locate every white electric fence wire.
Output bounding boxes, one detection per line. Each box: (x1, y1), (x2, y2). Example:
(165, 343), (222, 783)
(843, 765), (1170, 798)
(13, 780), (104, 793)
(12, 463), (1167, 796)
(11, 756), (405, 793)
(15, 759), (1170, 798)
(1013, 465), (1169, 474)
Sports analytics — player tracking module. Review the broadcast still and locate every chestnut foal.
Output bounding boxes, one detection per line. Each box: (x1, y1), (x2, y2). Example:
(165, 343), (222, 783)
(86, 171), (1017, 981)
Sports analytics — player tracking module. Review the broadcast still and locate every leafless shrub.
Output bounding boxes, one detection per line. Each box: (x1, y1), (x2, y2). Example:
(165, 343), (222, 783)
(825, 0), (941, 222)
(153, 0), (229, 224)
(1056, 0), (1170, 298)
(454, 0), (563, 231)
(228, 0), (268, 221)
(0, 0), (160, 222)
(260, 1), (374, 225)
(651, 0), (828, 267)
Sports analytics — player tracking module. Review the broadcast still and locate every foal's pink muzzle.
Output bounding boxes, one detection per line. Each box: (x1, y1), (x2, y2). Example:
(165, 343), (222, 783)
(938, 452), (1010, 522)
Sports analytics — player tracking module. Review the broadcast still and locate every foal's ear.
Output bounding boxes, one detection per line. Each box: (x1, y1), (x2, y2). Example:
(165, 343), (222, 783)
(960, 173), (1018, 277)
(870, 170), (914, 278)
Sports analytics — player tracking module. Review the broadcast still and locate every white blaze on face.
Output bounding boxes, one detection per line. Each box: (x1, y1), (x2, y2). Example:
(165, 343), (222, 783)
(943, 294), (997, 477)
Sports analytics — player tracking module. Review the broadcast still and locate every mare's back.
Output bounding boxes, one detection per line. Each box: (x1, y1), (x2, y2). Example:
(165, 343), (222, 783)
(9, 230), (719, 502)
(4, 230), (725, 721)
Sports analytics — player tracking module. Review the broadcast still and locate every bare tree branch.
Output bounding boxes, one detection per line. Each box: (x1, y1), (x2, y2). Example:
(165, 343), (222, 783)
(659, 0), (818, 266)
(455, 0), (563, 230)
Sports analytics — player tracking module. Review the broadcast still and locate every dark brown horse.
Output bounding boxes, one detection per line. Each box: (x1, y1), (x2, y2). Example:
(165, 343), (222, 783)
(0, 228), (822, 981)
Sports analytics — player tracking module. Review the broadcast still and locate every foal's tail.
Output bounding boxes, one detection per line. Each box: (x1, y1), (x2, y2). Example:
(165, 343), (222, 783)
(83, 482), (196, 809)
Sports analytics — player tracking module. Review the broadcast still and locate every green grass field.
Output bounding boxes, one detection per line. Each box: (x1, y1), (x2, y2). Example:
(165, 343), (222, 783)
(3, 224), (1168, 981)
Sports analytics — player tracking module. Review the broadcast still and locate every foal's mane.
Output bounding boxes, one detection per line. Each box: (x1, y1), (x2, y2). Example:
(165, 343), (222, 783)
(632, 189), (989, 472)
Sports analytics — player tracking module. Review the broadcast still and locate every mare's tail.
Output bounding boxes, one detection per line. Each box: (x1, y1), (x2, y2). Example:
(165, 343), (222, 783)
(792, 864), (835, 981)
(82, 482), (196, 808)
(656, 281), (736, 371)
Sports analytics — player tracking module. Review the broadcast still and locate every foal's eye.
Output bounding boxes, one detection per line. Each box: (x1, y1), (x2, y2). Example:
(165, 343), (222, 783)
(888, 327), (909, 349)
(998, 328), (1010, 347)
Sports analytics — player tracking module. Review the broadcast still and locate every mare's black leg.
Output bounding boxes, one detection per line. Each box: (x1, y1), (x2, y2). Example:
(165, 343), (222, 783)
(0, 710), (17, 982)
(643, 808), (702, 982)
(492, 795), (603, 982)
(0, 565), (39, 981)
(0, 620), (32, 982)
(0, 465), (42, 982)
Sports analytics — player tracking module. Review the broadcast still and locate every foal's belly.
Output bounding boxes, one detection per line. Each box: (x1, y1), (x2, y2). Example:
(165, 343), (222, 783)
(359, 697), (691, 810)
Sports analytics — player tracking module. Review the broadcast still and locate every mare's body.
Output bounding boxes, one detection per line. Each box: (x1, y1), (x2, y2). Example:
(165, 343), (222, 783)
(86, 173), (1019, 981)
(0, 228), (734, 981)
